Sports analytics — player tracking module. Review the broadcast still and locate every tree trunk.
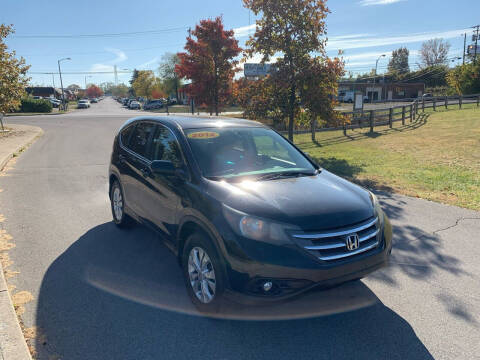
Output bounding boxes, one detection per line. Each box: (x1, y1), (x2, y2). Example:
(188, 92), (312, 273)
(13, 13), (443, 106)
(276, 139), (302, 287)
(288, 83), (296, 142)
(311, 114), (316, 142)
(214, 63), (219, 116)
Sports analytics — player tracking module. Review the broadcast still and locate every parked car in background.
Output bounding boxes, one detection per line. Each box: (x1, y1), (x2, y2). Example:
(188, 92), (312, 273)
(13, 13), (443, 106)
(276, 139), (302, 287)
(77, 100), (90, 109)
(32, 96), (43, 100)
(143, 99), (164, 110)
(48, 98), (61, 108)
(109, 116), (392, 310)
(90, 98), (98, 103)
(128, 101), (141, 110)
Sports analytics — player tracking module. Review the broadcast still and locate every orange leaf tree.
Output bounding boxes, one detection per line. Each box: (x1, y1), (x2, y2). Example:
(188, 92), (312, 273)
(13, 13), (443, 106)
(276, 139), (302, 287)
(176, 17), (241, 115)
(86, 85), (103, 98)
(299, 56), (345, 140)
(243, 0), (338, 141)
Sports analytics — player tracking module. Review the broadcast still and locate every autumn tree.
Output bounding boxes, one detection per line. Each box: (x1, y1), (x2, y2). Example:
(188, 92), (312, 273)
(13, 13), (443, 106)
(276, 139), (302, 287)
(0, 24), (30, 119)
(111, 84), (129, 98)
(388, 47), (410, 75)
(132, 70), (156, 99)
(299, 56), (345, 141)
(447, 62), (480, 95)
(159, 53), (182, 100)
(420, 38), (450, 68)
(243, 0), (331, 141)
(234, 76), (289, 130)
(176, 17), (241, 115)
(86, 85), (103, 98)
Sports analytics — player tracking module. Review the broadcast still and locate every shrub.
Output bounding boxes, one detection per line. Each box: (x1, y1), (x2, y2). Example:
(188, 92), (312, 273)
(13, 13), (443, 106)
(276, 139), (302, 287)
(20, 98), (53, 113)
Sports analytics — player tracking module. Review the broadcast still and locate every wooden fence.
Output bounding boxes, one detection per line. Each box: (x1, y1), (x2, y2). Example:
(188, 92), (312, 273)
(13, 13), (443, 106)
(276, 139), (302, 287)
(280, 93), (480, 136)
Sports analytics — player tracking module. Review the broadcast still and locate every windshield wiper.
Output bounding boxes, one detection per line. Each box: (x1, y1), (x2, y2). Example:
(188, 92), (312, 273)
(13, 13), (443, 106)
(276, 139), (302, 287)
(254, 170), (318, 181)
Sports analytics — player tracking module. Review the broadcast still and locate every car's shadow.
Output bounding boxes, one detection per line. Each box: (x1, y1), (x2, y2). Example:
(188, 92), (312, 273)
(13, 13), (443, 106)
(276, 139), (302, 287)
(34, 222), (433, 360)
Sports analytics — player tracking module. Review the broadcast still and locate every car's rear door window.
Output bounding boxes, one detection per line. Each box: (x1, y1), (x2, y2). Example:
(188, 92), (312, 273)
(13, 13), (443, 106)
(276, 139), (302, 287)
(127, 122), (156, 160)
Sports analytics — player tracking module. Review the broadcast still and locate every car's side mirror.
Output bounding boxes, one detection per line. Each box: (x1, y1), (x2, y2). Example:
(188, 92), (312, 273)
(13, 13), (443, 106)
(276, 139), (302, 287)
(150, 160), (175, 176)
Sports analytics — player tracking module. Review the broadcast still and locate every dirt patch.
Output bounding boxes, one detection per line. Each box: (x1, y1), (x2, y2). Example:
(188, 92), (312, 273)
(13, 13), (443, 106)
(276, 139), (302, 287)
(0, 128), (27, 139)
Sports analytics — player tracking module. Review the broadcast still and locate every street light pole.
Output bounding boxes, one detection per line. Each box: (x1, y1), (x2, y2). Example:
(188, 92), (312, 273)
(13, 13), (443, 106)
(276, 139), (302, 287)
(373, 54), (386, 102)
(58, 57), (71, 110)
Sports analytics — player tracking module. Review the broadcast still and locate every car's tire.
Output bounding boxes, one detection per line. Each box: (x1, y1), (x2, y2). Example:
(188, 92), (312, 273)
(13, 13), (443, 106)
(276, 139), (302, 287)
(182, 232), (226, 312)
(110, 180), (134, 228)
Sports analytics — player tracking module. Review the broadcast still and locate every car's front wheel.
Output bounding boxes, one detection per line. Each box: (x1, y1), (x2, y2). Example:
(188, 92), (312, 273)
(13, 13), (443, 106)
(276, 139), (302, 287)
(182, 232), (225, 311)
(110, 180), (133, 228)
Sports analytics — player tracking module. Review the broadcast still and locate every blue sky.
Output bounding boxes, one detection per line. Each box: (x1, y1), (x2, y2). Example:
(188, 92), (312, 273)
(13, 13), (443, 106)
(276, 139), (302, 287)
(2, 0), (479, 87)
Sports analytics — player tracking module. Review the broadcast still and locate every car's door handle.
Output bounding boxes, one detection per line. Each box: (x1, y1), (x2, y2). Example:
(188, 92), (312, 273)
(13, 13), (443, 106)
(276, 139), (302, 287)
(119, 154), (126, 163)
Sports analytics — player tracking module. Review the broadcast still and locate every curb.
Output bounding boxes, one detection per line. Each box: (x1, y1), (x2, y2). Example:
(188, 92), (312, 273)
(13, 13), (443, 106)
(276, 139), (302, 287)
(0, 125), (42, 360)
(0, 267), (32, 360)
(0, 126), (44, 172)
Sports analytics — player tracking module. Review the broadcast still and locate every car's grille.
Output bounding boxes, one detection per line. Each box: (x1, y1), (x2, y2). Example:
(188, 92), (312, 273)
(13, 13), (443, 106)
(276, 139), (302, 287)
(290, 217), (381, 261)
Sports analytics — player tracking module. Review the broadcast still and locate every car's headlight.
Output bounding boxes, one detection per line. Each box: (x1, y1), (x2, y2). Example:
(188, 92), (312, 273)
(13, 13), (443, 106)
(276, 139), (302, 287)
(369, 192), (384, 226)
(222, 205), (298, 244)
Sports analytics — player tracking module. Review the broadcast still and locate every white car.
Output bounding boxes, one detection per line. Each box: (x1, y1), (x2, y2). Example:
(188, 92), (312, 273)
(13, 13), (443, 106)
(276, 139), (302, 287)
(77, 100), (91, 109)
(129, 101), (141, 110)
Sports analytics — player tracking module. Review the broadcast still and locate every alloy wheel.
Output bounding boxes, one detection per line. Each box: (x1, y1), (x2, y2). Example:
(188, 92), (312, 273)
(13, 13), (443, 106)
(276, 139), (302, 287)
(112, 186), (123, 221)
(188, 247), (216, 303)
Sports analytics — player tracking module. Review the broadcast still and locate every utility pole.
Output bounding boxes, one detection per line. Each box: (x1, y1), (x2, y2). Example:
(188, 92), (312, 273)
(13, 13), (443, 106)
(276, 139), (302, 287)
(58, 57), (71, 110)
(373, 54), (386, 102)
(463, 33), (467, 65)
(474, 25), (480, 65)
(114, 65), (118, 86)
(52, 73), (55, 96)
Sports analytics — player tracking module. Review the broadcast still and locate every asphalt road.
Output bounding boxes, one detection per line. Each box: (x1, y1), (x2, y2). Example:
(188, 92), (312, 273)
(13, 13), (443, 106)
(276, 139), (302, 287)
(1, 98), (479, 359)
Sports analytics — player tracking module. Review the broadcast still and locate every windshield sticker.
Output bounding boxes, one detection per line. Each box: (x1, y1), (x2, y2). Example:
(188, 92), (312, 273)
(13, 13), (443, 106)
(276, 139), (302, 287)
(187, 131), (220, 139)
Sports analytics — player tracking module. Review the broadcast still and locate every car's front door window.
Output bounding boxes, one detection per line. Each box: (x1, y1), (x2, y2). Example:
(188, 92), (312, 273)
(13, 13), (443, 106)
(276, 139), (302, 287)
(150, 125), (183, 168)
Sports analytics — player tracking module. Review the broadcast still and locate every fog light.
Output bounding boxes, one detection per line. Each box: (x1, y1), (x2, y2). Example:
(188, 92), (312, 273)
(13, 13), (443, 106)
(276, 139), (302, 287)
(263, 281), (273, 292)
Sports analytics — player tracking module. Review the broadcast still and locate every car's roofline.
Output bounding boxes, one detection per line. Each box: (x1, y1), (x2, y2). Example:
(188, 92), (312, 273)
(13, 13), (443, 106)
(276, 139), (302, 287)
(120, 116), (267, 131)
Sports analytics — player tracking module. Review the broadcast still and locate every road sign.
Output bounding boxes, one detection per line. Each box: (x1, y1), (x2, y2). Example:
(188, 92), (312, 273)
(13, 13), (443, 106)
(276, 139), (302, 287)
(244, 63), (272, 77)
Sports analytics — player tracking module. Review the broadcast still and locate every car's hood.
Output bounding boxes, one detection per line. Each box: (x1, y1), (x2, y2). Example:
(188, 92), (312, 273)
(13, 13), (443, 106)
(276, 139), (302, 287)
(207, 170), (374, 231)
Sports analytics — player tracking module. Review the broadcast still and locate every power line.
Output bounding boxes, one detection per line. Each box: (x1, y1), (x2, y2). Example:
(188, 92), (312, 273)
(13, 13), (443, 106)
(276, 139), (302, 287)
(12, 27), (188, 39)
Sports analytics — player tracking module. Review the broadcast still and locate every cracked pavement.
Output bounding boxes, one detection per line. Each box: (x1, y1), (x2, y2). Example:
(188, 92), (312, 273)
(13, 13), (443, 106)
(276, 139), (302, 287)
(0, 98), (479, 359)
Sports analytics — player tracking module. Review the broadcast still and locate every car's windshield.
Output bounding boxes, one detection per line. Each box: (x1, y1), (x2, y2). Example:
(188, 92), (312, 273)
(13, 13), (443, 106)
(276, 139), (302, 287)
(185, 127), (316, 180)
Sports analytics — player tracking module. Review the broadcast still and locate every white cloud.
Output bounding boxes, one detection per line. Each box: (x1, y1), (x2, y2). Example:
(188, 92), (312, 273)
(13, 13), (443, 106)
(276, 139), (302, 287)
(105, 48), (127, 63)
(328, 28), (469, 50)
(89, 48), (127, 73)
(233, 24), (256, 38)
(359, 0), (405, 6)
(137, 57), (159, 70)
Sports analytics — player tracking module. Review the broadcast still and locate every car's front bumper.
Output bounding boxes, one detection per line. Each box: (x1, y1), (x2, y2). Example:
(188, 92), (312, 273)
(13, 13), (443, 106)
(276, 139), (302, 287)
(222, 215), (392, 304)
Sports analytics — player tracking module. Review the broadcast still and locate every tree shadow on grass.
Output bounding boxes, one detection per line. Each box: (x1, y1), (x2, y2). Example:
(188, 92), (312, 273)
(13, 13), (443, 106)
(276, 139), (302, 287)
(297, 113), (429, 148)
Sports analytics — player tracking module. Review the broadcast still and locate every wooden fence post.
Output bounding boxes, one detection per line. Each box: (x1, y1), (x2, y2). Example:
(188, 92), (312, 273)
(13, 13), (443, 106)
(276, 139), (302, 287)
(433, 97), (436, 111)
(422, 97), (425, 112)
(459, 95), (462, 109)
(402, 106), (406, 125)
(445, 96), (448, 109)
(477, 95), (480, 107)
(410, 104), (413, 122)
(369, 110), (374, 133)
(389, 107), (393, 128)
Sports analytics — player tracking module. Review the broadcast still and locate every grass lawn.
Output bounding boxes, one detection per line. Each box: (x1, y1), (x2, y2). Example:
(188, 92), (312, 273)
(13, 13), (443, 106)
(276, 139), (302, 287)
(292, 104), (480, 210)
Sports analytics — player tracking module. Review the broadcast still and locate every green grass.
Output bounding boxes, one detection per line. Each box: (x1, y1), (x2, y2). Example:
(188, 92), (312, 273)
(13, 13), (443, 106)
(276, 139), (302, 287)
(291, 104), (480, 210)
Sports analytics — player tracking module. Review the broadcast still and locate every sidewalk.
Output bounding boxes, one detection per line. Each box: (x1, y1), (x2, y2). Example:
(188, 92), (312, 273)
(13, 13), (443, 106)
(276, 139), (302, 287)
(0, 124), (43, 171)
(0, 124), (42, 360)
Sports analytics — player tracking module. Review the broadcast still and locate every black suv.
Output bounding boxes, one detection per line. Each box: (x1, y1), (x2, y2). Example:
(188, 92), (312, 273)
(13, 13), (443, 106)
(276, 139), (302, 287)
(109, 116), (392, 310)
